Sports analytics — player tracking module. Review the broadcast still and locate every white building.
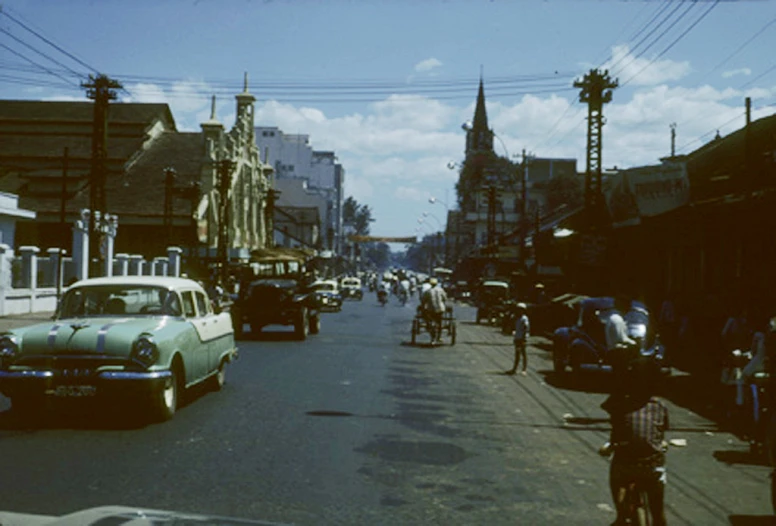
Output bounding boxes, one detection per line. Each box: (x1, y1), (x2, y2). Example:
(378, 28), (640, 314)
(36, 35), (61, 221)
(255, 127), (345, 254)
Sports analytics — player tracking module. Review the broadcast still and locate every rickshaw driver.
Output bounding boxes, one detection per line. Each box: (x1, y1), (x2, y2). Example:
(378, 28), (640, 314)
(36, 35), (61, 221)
(421, 277), (448, 344)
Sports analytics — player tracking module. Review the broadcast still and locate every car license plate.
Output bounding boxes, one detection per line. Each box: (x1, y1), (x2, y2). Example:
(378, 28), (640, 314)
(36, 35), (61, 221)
(50, 385), (97, 397)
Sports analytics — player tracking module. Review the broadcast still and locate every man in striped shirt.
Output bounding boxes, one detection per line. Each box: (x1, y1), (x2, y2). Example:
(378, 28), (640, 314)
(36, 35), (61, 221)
(600, 356), (669, 526)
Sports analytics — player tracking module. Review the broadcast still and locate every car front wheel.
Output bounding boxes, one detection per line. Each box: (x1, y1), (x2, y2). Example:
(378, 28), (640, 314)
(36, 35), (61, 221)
(151, 365), (181, 422)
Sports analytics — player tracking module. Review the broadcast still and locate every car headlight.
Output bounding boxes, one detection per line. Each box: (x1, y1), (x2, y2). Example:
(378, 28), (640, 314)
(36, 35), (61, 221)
(130, 336), (159, 368)
(0, 335), (19, 364)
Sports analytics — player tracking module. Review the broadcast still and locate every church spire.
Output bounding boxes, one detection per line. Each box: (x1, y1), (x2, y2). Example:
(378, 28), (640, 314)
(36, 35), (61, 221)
(465, 74), (494, 156)
(472, 75), (489, 132)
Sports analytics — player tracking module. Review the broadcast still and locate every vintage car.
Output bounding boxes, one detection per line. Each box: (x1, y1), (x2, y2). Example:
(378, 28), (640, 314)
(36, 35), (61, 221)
(475, 280), (511, 324)
(552, 297), (669, 375)
(230, 250), (320, 340)
(340, 277), (363, 300)
(0, 276), (237, 421)
(310, 280), (343, 312)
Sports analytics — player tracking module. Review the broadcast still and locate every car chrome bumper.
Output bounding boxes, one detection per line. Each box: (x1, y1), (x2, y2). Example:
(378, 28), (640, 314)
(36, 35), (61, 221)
(0, 368), (172, 398)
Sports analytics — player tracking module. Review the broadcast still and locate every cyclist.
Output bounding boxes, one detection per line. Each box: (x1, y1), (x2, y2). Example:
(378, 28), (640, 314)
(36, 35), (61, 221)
(600, 355), (669, 526)
(421, 278), (448, 344)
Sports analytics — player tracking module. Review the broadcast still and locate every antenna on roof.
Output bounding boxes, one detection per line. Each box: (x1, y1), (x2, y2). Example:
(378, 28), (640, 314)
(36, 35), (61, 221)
(210, 95), (217, 120)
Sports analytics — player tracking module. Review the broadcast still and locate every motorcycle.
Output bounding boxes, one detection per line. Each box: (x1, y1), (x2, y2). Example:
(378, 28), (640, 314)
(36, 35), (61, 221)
(599, 441), (665, 525)
(377, 289), (388, 306)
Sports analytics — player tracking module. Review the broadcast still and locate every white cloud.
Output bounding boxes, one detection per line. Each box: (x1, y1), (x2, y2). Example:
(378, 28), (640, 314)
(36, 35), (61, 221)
(600, 45), (691, 87)
(394, 186), (427, 202)
(722, 68), (752, 79)
(414, 58), (442, 73)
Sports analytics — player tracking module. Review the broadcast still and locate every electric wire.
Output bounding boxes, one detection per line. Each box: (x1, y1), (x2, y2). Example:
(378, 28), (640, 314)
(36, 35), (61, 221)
(611, 0), (698, 82)
(740, 62), (776, 90)
(0, 26), (84, 79)
(621, 0), (720, 88)
(675, 110), (744, 154)
(0, 41), (80, 88)
(607, 0), (687, 75)
(705, 15), (776, 81)
(0, 5), (100, 75)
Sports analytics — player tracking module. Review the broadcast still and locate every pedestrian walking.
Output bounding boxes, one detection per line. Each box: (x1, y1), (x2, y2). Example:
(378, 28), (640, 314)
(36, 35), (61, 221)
(507, 303), (529, 375)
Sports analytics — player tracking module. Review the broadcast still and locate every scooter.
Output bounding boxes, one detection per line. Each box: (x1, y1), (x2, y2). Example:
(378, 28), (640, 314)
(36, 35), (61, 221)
(377, 289), (388, 306)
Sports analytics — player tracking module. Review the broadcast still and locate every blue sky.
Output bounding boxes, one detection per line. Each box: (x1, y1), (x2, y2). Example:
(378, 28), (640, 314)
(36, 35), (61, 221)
(1, 0), (774, 242)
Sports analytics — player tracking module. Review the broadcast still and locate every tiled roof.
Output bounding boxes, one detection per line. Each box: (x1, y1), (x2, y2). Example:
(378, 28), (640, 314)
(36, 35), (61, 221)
(108, 132), (204, 217)
(0, 100), (176, 129)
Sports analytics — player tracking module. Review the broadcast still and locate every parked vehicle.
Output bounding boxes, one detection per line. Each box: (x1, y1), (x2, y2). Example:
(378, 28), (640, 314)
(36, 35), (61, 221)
(230, 251), (320, 340)
(552, 297), (669, 376)
(475, 280), (511, 325)
(340, 277), (364, 300)
(0, 276), (237, 422)
(310, 280), (343, 312)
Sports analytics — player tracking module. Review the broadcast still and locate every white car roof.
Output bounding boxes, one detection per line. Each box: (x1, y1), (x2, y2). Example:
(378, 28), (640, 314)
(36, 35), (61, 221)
(68, 275), (206, 293)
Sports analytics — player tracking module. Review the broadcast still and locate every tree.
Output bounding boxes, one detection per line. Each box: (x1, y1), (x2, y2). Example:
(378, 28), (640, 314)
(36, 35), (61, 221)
(544, 171), (584, 214)
(343, 196), (373, 236)
(455, 152), (518, 211)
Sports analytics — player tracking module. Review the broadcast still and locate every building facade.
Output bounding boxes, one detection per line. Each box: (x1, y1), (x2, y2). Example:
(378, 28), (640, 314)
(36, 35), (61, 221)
(255, 126), (345, 254)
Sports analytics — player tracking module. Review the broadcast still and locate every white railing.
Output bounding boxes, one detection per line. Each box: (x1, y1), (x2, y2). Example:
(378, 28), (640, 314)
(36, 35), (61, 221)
(0, 245), (184, 316)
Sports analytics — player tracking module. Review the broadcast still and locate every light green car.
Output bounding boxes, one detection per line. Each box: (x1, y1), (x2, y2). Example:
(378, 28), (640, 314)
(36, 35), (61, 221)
(0, 276), (237, 422)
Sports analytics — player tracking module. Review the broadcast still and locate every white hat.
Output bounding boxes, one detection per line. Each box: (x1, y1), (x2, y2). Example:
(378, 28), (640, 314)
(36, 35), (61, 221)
(516, 302), (527, 310)
(429, 277), (438, 285)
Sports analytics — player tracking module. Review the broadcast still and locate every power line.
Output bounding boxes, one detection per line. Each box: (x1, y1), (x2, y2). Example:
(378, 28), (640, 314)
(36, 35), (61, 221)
(0, 26), (84, 79)
(0, 5), (100, 75)
(740, 62), (776, 90)
(612, 0), (698, 81)
(675, 110), (744, 154)
(705, 15), (776, 81)
(529, 99), (580, 152)
(621, 0), (720, 88)
(0, 41), (80, 88)
(608, 0), (687, 74)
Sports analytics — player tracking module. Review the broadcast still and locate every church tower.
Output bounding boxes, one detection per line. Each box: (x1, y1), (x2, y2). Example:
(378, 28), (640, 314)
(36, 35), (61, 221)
(465, 77), (494, 156)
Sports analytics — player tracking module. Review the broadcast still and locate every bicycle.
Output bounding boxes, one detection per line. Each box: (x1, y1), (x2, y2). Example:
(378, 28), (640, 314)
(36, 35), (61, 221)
(600, 441), (665, 526)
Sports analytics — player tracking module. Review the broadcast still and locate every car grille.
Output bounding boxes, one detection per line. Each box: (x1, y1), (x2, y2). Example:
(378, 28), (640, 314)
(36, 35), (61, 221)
(249, 288), (288, 309)
(14, 355), (127, 381)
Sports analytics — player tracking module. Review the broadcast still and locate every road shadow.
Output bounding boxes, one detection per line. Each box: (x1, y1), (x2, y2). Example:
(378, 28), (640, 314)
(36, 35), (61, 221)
(713, 449), (770, 467)
(538, 368), (615, 395)
(728, 515), (775, 526)
(661, 372), (730, 432)
(0, 380), (217, 431)
(531, 340), (554, 353)
(239, 330), (300, 342)
(400, 341), (455, 349)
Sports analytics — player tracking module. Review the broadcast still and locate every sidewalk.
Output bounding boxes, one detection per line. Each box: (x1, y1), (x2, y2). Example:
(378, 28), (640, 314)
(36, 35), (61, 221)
(0, 311), (56, 332)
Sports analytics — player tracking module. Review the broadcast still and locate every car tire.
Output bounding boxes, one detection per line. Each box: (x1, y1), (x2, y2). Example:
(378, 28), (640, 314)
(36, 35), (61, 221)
(10, 396), (44, 420)
(151, 362), (181, 422)
(295, 308), (308, 340)
(209, 358), (228, 392)
(450, 323), (457, 346)
(411, 319), (418, 345)
(309, 314), (321, 334)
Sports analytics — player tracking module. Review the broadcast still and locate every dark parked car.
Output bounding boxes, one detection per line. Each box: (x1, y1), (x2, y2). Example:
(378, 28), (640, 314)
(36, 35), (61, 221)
(230, 252), (320, 340)
(552, 297), (669, 375)
(475, 280), (510, 325)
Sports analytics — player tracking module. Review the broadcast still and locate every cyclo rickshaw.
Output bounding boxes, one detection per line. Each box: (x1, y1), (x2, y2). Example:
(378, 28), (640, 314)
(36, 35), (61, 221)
(411, 304), (457, 346)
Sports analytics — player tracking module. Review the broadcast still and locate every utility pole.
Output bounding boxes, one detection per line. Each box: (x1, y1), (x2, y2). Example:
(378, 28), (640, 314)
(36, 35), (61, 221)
(486, 185), (499, 253)
(163, 167), (176, 248)
(82, 74), (122, 277)
(670, 123), (677, 158)
(216, 159), (234, 284)
(573, 69), (618, 224)
(518, 149), (533, 268)
(57, 147), (69, 301)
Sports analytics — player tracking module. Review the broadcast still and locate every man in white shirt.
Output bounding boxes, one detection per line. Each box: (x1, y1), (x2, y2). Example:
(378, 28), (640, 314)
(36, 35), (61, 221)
(507, 303), (530, 376)
(421, 278), (448, 344)
(606, 296), (636, 352)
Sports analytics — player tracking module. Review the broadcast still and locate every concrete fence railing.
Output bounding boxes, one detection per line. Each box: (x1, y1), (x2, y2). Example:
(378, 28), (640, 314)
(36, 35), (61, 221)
(0, 244), (184, 317)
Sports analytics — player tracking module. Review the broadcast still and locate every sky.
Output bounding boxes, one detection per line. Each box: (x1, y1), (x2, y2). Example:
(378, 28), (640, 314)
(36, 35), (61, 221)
(0, 0), (774, 244)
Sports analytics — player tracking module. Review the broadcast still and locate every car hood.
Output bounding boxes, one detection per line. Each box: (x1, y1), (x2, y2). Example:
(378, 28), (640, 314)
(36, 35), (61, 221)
(8, 317), (170, 356)
(0, 505), (288, 525)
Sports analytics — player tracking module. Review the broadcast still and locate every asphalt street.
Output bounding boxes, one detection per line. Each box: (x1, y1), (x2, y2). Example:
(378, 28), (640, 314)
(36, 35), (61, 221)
(0, 297), (772, 525)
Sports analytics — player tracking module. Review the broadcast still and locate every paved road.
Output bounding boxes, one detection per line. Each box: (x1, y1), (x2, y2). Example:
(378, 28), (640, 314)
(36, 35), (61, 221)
(0, 297), (771, 525)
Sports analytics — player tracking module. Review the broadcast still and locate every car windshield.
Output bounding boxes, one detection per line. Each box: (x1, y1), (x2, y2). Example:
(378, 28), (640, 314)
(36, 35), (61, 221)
(312, 283), (336, 291)
(59, 285), (181, 317)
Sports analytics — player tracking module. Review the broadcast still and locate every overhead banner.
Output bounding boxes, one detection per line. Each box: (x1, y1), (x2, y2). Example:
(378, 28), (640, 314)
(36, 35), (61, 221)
(607, 161), (689, 227)
(348, 235), (418, 243)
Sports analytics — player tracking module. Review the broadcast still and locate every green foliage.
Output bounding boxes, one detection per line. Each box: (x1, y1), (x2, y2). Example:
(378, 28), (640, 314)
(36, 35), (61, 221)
(455, 152), (518, 210)
(544, 171), (584, 213)
(363, 242), (391, 270)
(343, 196), (373, 236)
